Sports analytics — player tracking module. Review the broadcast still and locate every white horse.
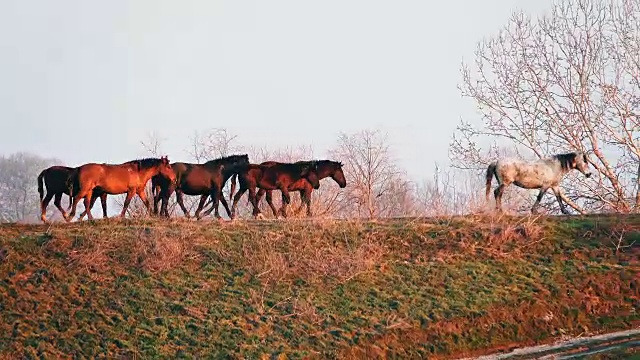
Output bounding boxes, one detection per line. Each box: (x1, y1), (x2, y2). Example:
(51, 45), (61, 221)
(485, 152), (592, 214)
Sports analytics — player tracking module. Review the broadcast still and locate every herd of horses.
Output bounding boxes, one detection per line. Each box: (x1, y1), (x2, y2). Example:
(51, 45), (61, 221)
(35, 150), (593, 223)
(37, 154), (347, 223)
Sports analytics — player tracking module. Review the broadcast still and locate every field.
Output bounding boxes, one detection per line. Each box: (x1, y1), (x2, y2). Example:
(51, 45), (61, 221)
(0, 214), (639, 359)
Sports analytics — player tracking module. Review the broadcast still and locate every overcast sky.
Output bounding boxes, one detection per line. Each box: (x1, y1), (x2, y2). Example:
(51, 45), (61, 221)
(0, 0), (553, 181)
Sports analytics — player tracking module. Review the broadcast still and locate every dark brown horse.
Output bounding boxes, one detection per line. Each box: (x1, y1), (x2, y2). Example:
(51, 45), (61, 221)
(230, 161), (321, 219)
(151, 154), (249, 220)
(37, 166), (108, 223)
(255, 160), (347, 217)
(68, 157), (175, 221)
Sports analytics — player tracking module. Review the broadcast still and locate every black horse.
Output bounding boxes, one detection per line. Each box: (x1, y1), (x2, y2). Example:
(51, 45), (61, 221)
(151, 154), (250, 219)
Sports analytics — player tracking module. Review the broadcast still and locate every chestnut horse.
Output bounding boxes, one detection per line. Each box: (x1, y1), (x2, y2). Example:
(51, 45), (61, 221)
(221, 160), (347, 218)
(68, 157), (175, 220)
(255, 160), (347, 217)
(151, 154), (249, 220)
(230, 161), (320, 219)
(37, 166), (107, 223)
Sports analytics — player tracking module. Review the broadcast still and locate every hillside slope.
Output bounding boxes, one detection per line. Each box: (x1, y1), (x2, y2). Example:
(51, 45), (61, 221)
(0, 215), (639, 359)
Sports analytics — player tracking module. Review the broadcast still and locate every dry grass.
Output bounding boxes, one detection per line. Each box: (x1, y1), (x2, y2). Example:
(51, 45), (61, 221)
(0, 214), (638, 359)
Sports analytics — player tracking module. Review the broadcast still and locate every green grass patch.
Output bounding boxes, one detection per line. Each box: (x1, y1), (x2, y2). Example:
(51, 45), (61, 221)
(0, 214), (639, 359)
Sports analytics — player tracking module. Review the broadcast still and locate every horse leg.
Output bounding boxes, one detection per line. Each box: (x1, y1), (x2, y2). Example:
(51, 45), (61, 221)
(175, 190), (191, 218)
(292, 189), (309, 216)
(300, 189), (313, 217)
(82, 190), (95, 220)
(248, 188), (263, 218)
(153, 186), (161, 216)
(279, 188), (292, 219)
(136, 188), (152, 216)
(159, 187), (172, 217)
(219, 192), (232, 218)
(68, 188), (88, 221)
(551, 186), (570, 215)
(200, 186), (222, 220)
(194, 194), (209, 220)
(254, 189), (267, 215)
(77, 194), (96, 221)
(53, 193), (69, 220)
(164, 187), (175, 217)
(231, 188), (248, 220)
(494, 184), (506, 212)
(120, 190), (135, 218)
(100, 193), (108, 218)
(531, 188), (548, 214)
(263, 190), (279, 218)
(78, 192), (99, 220)
(40, 192), (55, 223)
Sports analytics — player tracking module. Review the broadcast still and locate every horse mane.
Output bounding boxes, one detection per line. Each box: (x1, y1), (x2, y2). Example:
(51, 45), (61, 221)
(203, 154), (249, 165)
(295, 159), (343, 168)
(125, 157), (165, 170)
(553, 153), (577, 171)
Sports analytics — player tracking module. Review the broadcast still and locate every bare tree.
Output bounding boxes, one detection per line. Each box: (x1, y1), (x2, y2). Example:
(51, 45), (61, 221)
(329, 129), (412, 218)
(140, 131), (165, 157)
(452, 0), (640, 214)
(188, 128), (240, 163)
(415, 164), (464, 216)
(0, 152), (60, 223)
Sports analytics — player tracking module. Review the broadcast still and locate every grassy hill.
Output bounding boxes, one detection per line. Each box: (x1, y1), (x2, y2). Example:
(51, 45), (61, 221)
(0, 214), (638, 359)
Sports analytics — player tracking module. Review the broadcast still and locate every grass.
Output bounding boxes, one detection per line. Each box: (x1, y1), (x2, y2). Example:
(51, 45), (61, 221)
(0, 214), (638, 359)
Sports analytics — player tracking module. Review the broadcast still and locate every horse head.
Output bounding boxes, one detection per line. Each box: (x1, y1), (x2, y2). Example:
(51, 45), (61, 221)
(158, 156), (177, 183)
(572, 152), (592, 178)
(329, 161), (347, 188)
(557, 152), (592, 178)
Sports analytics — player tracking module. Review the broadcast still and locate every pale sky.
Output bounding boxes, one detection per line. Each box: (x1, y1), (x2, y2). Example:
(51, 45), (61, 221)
(0, 0), (553, 181)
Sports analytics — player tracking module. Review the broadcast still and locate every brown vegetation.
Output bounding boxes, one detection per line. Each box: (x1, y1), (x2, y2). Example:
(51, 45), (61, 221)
(0, 214), (638, 358)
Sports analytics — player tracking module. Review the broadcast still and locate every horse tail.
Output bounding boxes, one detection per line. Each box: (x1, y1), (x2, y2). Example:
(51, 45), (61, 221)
(37, 170), (45, 203)
(66, 169), (78, 211)
(229, 173), (238, 203)
(485, 162), (497, 202)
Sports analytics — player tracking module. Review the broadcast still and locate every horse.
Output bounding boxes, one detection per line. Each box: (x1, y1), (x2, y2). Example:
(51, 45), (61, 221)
(207, 160), (346, 218)
(151, 154), (249, 220)
(485, 151), (592, 214)
(68, 156), (176, 221)
(230, 161), (321, 219)
(37, 166), (108, 223)
(252, 160), (346, 217)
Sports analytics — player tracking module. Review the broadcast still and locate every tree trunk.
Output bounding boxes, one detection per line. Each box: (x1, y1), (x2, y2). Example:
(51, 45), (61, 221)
(635, 159), (640, 212)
